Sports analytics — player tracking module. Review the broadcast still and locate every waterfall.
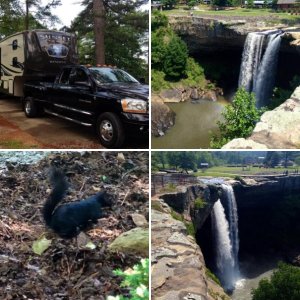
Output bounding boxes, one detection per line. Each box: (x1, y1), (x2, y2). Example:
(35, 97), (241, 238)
(239, 30), (282, 108)
(238, 32), (266, 92)
(211, 184), (240, 291)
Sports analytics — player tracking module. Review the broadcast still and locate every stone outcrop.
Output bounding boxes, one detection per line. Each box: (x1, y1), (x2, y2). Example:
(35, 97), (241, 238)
(231, 174), (300, 204)
(158, 183), (221, 231)
(223, 86), (300, 149)
(168, 15), (300, 54)
(152, 207), (229, 300)
(151, 97), (176, 137)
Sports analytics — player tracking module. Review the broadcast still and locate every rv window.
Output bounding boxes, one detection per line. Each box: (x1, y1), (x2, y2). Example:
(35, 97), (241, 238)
(59, 68), (72, 84)
(12, 40), (18, 50)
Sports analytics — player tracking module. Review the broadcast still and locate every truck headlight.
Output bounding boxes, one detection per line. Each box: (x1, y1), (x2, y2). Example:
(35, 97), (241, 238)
(121, 98), (147, 114)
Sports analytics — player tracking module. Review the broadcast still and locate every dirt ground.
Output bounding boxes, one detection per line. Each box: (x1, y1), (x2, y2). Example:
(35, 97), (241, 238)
(0, 151), (149, 299)
(0, 98), (148, 149)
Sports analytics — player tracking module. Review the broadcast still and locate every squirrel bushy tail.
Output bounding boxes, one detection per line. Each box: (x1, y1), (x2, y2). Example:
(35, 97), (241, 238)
(43, 168), (68, 226)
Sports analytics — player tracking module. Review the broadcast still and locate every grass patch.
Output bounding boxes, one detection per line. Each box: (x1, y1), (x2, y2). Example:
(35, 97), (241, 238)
(151, 201), (166, 213)
(170, 209), (195, 237)
(160, 183), (177, 193)
(164, 7), (300, 23)
(206, 268), (221, 285)
(194, 166), (297, 177)
(184, 221), (196, 237)
(170, 209), (184, 221)
(194, 197), (207, 209)
(0, 140), (38, 149)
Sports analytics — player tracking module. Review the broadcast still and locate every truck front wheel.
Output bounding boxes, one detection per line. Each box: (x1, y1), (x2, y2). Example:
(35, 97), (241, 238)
(96, 112), (125, 148)
(24, 97), (40, 118)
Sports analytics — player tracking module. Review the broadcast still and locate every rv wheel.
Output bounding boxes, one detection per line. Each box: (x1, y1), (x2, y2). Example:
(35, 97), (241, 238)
(24, 97), (39, 118)
(96, 112), (125, 148)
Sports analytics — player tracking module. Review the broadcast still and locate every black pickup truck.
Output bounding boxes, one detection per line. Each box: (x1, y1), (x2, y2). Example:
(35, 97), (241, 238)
(23, 65), (149, 148)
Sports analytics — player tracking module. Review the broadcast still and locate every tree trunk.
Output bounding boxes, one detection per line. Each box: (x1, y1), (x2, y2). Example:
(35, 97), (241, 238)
(25, 0), (29, 30)
(93, 0), (105, 64)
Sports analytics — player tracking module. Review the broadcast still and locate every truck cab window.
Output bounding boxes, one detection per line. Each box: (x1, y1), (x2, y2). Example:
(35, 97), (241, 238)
(73, 68), (89, 84)
(59, 69), (72, 84)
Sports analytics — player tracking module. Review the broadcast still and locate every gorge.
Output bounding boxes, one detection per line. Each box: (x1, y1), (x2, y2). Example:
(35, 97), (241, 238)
(152, 174), (300, 299)
(152, 14), (300, 148)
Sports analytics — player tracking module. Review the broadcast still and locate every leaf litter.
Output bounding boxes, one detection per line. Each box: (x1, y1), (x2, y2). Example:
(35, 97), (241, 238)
(0, 151), (149, 299)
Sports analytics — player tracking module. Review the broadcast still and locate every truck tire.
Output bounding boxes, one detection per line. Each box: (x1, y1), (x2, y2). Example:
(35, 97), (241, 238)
(24, 97), (40, 118)
(96, 112), (125, 148)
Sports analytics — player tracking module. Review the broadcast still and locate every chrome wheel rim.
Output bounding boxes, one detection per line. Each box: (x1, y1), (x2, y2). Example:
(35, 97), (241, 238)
(25, 101), (31, 114)
(100, 120), (113, 142)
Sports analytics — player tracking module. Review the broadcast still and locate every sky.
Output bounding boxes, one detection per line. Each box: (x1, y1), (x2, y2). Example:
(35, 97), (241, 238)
(41, 0), (84, 27)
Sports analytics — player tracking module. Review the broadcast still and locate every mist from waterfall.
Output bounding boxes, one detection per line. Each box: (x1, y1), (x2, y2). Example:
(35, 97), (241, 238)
(211, 184), (240, 291)
(239, 30), (282, 108)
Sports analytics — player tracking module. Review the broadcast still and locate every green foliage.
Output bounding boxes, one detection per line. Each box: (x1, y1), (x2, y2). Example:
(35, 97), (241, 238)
(206, 268), (221, 285)
(162, 0), (178, 9)
(152, 25), (189, 80)
(270, 75), (300, 109)
(264, 151), (280, 167)
(151, 70), (171, 92)
(170, 210), (184, 221)
(71, 1), (148, 80)
(163, 34), (188, 79)
(182, 57), (206, 88)
(194, 197), (207, 209)
(161, 183), (177, 193)
(252, 262), (300, 300)
(234, 175), (242, 181)
(210, 88), (263, 148)
(187, 0), (199, 9)
(151, 11), (168, 31)
(108, 259), (149, 300)
(184, 221), (196, 237)
(247, 0), (255, 8)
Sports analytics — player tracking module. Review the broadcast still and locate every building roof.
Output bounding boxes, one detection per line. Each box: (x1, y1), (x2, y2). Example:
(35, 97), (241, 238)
(277, 0), (296, 4)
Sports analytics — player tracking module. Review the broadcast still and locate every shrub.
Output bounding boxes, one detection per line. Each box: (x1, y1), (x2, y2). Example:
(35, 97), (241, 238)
(210, 88), (263, 148)
(194, 197), (207, 209)
(252, 262), (300, 300)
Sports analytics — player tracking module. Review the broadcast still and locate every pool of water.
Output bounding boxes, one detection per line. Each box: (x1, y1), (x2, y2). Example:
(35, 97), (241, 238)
(152, 99), (228, 149)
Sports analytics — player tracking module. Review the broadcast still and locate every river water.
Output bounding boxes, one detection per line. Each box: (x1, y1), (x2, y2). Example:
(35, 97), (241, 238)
(152, 98), (227, 149)
(231, 257), (279, 300)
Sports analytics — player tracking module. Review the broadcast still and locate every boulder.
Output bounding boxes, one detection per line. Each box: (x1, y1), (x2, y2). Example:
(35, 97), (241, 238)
(151, 101), (176, 137)
(108, 227), (149, 257)
(223, 86), (300, 149)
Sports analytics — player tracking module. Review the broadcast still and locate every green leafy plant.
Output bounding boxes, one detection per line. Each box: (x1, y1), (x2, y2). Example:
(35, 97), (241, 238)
(210, 88), (264, 148)
(107, 259), (149, 300)
(206, 268), (221, 285)
(194, 197), (207, 209)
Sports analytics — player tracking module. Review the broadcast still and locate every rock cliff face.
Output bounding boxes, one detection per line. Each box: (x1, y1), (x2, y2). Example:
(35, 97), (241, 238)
(168, 15), (300, 54)
(151, 205), (229, 300)
(158, 183), (221, 231)
(223, 86), (300, 149)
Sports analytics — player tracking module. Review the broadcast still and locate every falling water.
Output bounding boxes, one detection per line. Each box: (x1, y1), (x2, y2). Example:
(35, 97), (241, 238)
(222, 183), (239, 268)
(211, 184), (240, 291)
(238, 32), (266, 92)
(253, 33), (282, 108)
(239, 30), (283, 108)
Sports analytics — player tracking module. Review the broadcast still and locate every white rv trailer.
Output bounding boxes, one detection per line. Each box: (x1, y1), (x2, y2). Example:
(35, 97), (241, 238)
(0, 30), (78, 97)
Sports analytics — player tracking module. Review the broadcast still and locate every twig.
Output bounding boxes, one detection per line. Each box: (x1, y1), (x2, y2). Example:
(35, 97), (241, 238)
(121, 190), (130, 206)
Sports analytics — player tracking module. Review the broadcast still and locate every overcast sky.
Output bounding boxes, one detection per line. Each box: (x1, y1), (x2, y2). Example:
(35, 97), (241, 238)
(41, 0), (84, 27)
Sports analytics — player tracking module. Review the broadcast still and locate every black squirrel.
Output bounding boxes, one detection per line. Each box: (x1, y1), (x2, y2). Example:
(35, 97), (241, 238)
(43, 168), (112, 239)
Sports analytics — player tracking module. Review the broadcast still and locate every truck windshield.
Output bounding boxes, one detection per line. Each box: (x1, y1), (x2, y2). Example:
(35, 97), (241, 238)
(89, 68), (139, 84)
(37, 32), (72, 58)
